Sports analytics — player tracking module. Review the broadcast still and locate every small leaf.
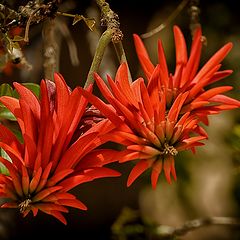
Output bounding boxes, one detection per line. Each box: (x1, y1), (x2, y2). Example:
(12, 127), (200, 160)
(72, 14), (83, 25)
(1, 148), (12, 162)
(12, 35), (24, 42)
(0, 162), (9, 175)
(11, 42), (20, 50)
(82, 17), (96, 31)
(0, 148), (11, 175)
(0, 83), (14, 97)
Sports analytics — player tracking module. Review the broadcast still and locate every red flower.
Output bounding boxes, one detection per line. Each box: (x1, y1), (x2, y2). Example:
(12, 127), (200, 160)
(0, 73), (120, 224)
(133, 25), (240, 124)
(79, 63), (207, 189)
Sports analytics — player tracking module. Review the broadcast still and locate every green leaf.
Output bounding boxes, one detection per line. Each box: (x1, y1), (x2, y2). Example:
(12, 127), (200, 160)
(0, 148), (11, 175)
(72, 14), (83, 25)
(0, 83), (14, 97)
(82, 17), (96, 31)
(0, 108), (16, 121)
(12, 35), (24, 42)
(0, 162), (9, 175)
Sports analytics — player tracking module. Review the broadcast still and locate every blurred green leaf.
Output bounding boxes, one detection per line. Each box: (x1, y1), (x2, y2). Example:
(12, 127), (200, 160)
(0, 83), (14, 97)
(0, 148), (11, 175)
(82, 17), (96, 31)
(12, 35), (24, 42)
(0, 162), (9, 175)
(0, 108), (16, 121)
(0, 83), (15, 110)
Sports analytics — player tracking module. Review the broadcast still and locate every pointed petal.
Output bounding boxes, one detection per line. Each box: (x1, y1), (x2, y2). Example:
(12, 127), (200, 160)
(57, 199), (87, 211)
(133, 34), (155, 80)
(173, 25), (187, 67)
(32, 186), (63, 202)
(46, 169), (74, 187)
(13, 82), (40, 120)
(151, 159), (163, 189)
(127, 159), (153, 187)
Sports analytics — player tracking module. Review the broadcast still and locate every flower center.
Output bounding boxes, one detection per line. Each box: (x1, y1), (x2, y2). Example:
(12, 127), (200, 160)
(163, 143), (178, 156)
(18, 198), (32, 213)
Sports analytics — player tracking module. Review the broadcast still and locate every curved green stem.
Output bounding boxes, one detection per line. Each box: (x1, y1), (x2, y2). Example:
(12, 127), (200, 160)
(84, 29), (113, 88)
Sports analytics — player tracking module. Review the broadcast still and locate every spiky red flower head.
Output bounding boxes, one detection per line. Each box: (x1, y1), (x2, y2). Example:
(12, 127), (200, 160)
(133, 25), (240, 124)
(0, 73), (120, 224)
(79, 63), (207, 189)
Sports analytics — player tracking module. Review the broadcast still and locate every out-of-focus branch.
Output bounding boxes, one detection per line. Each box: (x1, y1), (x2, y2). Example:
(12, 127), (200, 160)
(42, 19), (58, 81)
(188, 0), (207, 45)
(140, 0), (190, 39)
(154, 217), (240, 238)
(112, 209), (240, 240)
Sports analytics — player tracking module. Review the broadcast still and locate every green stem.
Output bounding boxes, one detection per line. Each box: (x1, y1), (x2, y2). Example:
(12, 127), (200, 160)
(84, 29), (113, 88)
(113, 42), (132, 83)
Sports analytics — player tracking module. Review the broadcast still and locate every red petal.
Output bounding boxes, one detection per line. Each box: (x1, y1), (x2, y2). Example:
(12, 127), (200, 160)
(78, 87), (122, 126)
(127, 159), (153, 187)
(0, 157), (23, 197)
(57, 199), (87, 211)
(29, 167), (42, 193)
(192, 42), (233, 85)
(133, 34), (155, 80)
(32, 186), (63, 202)
(54, 73), (70, 125)
(13, 82), (40, 121)
(151, 160), (162, 189)
(46, 169), (74, 187)
(173, 25), (187, 67)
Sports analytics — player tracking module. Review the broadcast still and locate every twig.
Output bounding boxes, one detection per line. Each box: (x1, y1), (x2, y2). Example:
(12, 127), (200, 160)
(23, 7), (42, 42)
(141, 0), (190, 39)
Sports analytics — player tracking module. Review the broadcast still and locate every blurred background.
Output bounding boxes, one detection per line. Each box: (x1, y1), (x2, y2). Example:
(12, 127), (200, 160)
(0, 0), (240, 239)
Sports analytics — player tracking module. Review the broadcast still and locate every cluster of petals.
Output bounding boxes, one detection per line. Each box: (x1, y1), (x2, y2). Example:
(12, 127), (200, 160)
(133, 25), (240, 125)
(0, 73), (120, 224)
(80, 63), (207, 188)
(80, 25), (240, 188)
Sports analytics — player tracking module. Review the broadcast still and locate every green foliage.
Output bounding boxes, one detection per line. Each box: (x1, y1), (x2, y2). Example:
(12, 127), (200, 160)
(0, 148), (11, 175)
(0, 83), (16, 120)
(0, 82), (40, 121)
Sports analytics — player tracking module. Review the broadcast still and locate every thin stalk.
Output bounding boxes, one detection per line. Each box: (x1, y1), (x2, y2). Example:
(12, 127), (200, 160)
(84, 29), (113, 88)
